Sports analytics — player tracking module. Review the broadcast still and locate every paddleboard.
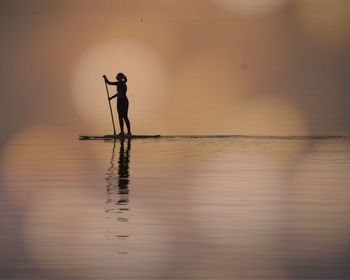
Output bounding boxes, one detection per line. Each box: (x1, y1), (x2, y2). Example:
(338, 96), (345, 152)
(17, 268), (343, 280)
(79, 134), (161, 140)
(79, 134), (344, 140)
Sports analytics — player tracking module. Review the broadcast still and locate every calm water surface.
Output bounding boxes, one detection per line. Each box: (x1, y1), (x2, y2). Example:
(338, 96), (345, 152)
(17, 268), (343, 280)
(1, 133), (350, 279)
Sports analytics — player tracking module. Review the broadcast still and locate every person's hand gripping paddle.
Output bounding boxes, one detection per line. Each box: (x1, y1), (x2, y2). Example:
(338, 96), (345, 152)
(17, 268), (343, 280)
(103, 75), (117, 136)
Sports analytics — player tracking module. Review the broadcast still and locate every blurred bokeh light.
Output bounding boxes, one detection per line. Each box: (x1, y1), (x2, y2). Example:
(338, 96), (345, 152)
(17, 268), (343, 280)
(293, 0), (350, 50)
(214, 0), (289, 17)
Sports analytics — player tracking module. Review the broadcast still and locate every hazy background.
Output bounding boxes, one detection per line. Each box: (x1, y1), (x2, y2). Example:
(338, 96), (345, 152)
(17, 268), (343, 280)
(1, 1), (350, 279)
(1, 0), (350, 145)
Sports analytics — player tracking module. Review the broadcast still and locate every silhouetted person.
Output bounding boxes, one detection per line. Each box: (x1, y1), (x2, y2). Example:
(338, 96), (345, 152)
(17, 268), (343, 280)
(103, 73), (131, 136)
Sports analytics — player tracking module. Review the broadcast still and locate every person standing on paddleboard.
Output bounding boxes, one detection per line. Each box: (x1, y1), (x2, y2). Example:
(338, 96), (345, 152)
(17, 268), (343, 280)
(103, 73), (131, 136)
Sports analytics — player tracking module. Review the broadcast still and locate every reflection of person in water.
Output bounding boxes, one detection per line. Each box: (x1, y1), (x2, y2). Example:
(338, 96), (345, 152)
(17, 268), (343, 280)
(103, 73), (131, 137)
(118, 138), (130, 197)
(105, 138), (131, 207)
(105, 139), (131, 245)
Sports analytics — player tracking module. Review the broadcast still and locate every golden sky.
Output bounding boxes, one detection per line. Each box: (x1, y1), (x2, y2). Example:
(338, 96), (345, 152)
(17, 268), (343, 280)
(1, 0), (350, 140)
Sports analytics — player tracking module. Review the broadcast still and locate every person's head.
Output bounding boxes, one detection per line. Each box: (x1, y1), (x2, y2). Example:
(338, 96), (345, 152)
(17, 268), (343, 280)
(116, 72), (127, 82)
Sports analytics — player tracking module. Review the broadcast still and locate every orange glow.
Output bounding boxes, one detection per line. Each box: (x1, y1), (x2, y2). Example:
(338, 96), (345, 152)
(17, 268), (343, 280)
(164, 50), (244, 134)
(0, 125), (92, 207)
(231, 95), (308, 136)
(72, 40), (169, 134)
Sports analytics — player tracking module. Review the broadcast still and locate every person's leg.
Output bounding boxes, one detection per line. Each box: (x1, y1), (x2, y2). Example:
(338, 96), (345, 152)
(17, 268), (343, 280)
(124, 115), (131, 135)
(117, 105), (124, 134)
(118, 113), (124, 134)
(124, 102), (131, 135)
(124, 119), (131, 135)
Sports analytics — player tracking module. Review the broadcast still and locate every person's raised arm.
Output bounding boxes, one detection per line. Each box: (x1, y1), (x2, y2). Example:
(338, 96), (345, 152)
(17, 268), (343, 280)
(103, 75), (118, 85)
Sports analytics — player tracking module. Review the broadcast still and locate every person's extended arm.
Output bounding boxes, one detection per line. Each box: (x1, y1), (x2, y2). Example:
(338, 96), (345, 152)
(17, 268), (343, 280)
(109, 92), (118, 100)
(103, 75), (118, 100)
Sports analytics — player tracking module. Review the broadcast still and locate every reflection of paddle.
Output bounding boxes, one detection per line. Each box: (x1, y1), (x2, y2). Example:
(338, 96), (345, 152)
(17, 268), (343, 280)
(103, 76), (116, 136)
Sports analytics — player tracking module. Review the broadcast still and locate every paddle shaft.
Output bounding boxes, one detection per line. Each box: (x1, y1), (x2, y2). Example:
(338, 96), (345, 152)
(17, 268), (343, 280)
(104, 79), (117, 136)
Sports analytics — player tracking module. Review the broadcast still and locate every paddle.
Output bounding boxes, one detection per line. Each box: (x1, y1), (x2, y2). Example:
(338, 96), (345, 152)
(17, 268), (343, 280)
(103, 76), (117, 136)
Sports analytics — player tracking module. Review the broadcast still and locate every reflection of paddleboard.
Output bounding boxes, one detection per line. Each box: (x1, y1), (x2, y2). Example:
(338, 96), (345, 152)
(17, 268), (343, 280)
(79, 135), (161, 140)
